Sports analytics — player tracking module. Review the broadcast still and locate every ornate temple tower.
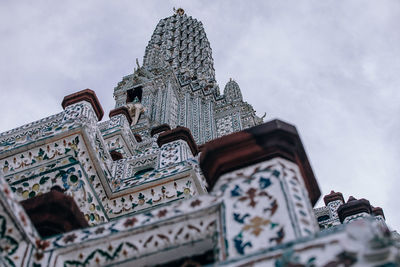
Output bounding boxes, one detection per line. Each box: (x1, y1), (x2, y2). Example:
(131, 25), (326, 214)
(0, 8), (397, 267)
(113, 9), (263, 144)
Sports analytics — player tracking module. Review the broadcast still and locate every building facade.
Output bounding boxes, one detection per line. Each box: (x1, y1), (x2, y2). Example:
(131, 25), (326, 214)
(0, 9), (398, 266)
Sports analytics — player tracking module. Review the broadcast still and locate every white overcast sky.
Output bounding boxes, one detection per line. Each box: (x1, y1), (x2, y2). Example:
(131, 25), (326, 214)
(1, 1), (400, 230)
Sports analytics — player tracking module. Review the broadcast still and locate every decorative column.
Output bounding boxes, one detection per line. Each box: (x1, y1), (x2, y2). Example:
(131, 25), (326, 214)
(200, 119), (321, 259)
(61, 88), (104, 125)
(157, 126), (198, 168)
(337, 196), (372, 224)
(61, 89), (108, 163)
(109, 106), (133, 126)
(61, 89), (114, 198)
(323, 190), (345, 223)
(372, 207), (385, 221)
(108, 106), (138, 155)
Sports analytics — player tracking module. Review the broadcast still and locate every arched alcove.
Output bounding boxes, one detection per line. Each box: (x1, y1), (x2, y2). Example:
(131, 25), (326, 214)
(127, 86), (143, 103)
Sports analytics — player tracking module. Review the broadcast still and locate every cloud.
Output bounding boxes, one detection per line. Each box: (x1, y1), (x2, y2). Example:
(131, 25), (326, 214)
(207, 1), (400, 228)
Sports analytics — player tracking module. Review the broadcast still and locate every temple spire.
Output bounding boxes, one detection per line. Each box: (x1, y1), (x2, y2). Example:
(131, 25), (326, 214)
(143, 10), (216, 82)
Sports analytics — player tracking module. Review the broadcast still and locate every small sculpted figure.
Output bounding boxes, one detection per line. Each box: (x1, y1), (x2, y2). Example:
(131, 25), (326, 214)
(126, 97), (146, 125)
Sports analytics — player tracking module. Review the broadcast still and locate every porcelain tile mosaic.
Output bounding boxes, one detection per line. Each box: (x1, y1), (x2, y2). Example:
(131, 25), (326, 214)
(0, 8), (398, 267)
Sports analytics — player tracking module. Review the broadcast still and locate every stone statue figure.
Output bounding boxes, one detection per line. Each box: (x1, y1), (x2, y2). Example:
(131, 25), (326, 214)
(126, 97), (146, 125)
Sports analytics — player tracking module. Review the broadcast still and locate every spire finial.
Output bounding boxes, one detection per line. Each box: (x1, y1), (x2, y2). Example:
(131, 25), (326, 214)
(173, 7), (185, 15)
(136, 58), (140, 69)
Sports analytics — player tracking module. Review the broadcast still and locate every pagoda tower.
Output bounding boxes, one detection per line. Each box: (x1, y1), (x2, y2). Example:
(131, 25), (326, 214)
(113, 8), (263, 144)
(0, 8), (397, 267)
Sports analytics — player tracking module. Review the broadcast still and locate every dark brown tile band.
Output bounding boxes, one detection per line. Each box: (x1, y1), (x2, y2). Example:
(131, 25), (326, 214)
(151, 124), (171, 137)
(20, 188), (89, 238)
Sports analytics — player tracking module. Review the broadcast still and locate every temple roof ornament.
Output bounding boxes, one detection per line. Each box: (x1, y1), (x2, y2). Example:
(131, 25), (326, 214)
(224, 78), (243, 102)
(173, 7), (185, 15)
